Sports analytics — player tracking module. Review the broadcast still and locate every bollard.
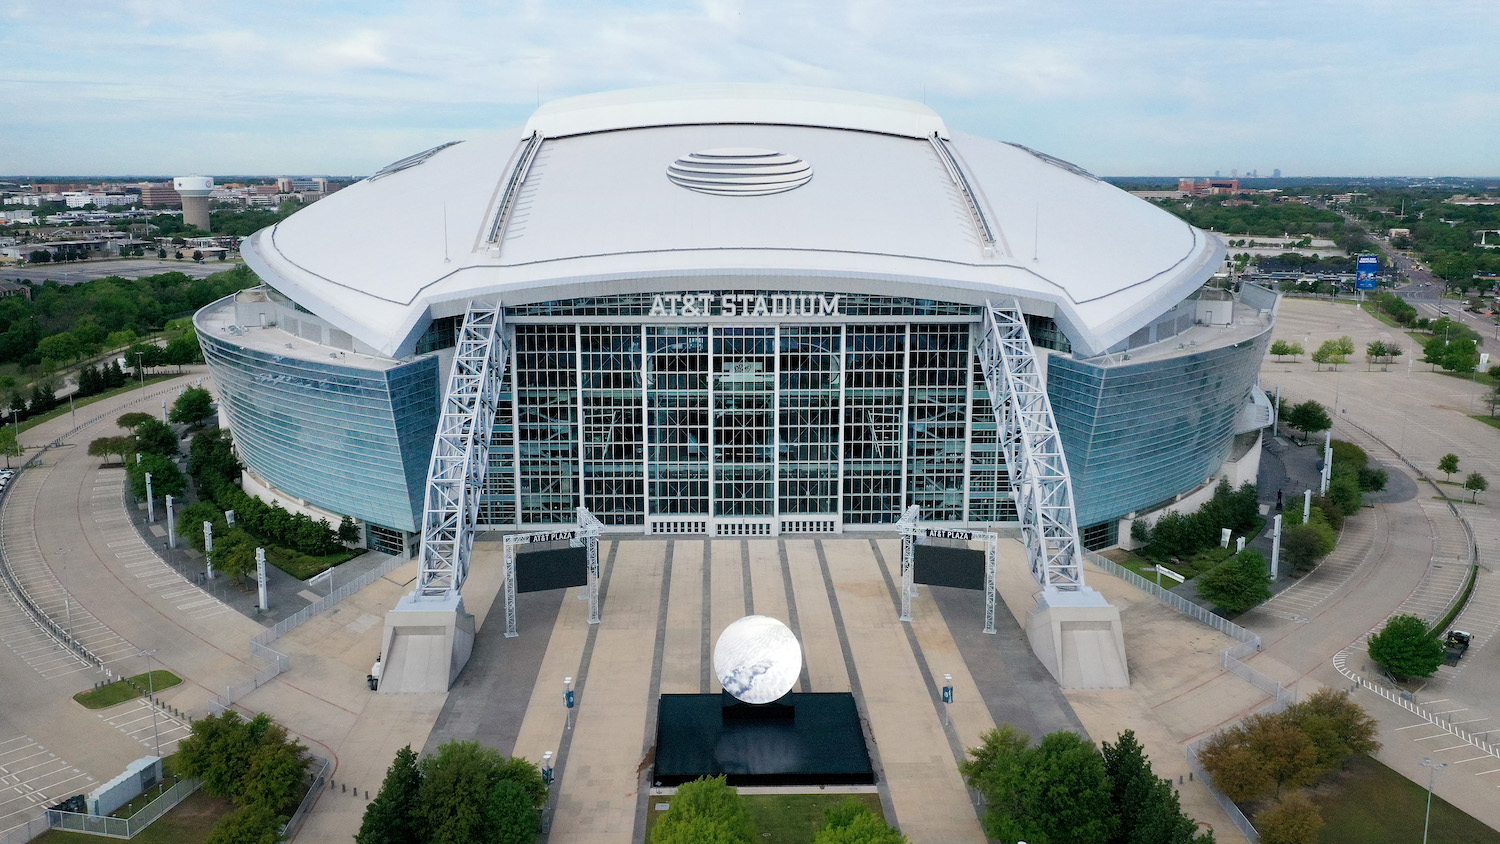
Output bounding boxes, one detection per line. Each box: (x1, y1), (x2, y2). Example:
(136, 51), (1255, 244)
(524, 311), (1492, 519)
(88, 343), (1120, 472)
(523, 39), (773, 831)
(341, 783), (346, 793)
(365, 790), (369, 799)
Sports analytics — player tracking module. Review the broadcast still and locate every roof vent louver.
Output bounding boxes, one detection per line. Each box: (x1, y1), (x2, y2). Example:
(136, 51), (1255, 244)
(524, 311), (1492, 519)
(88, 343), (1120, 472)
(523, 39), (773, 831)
(667, 148), (812, 196)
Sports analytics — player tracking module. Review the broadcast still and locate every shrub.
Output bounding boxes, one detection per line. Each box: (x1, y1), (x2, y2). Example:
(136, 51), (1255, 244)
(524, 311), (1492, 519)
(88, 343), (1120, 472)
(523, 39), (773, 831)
(1194, 550), (1272, 612)
(650, 776), (755, 844)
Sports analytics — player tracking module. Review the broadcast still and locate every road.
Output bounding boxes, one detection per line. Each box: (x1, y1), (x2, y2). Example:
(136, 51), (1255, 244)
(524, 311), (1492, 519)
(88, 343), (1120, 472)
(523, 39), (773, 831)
(1, 259), (237, 285)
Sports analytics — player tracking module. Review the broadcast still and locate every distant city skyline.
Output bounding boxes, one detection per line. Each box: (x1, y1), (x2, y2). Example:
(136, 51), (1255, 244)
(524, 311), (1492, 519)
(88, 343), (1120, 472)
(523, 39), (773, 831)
(2, 1), (1497, 178)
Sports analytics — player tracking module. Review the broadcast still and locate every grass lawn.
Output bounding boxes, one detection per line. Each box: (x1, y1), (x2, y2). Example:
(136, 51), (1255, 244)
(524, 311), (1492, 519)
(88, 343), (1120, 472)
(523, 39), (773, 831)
(72, 670), (182, 709)
(1473, 415), (1500, 431)
(645, 791), (884, 843)
(265, 546), (359, 580)
(1311, 754), (1500, 844)
(34, 789), (233, 844)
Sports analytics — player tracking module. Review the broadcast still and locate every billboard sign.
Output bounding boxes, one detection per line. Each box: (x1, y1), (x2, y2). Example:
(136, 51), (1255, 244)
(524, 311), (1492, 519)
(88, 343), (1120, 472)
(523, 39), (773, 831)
(1356, 254), (1379, 290)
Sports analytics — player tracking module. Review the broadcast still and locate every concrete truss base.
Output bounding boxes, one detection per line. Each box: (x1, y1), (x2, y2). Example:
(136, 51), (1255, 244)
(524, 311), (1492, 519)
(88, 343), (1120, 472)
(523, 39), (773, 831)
(1025, 590), (1129, 689)
(377, 592), (475, 693)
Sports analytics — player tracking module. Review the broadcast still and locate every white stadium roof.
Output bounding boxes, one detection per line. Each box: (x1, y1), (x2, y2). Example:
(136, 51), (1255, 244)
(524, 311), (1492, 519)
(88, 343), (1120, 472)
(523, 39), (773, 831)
(242, 84), (1222, 358)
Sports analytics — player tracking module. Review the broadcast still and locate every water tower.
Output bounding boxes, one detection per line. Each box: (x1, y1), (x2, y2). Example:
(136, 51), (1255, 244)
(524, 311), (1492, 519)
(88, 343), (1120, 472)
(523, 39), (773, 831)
(173, 176), (214, 231)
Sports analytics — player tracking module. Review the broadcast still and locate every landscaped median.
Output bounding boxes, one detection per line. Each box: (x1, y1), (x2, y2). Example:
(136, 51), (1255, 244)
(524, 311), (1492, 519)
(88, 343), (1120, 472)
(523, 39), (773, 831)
(72, 670), (182, 709)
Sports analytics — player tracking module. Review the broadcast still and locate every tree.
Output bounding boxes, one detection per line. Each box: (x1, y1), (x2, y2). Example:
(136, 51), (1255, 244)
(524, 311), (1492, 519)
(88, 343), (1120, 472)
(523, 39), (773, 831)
(203, 804), (282, 844)
(338, 516), (361, 545)
(1280, 689), (1379, 772)
(176, 711), (276, 798)
(117, 411), (153, 430)
(212, 529), (259, 581)
(1269, 340), (1303, 361)
(1194, 550), (1272, 612)
(28, 250), (51, 264)
(1254, 793), (1323, 844)
(1422, 335), (1448, 371)
(170, 387), (215, 427)
(132, 418), (180, 456)
(1438, 453), (1460, 481)
(1310, 340), (1346, 371)
(1282, 400), (1331, 445)
(1102, 730), (1211, 844)
(358, 746), (423, 844)
(1363, 340), (1386, 370)
(812, 799), (908, 844)
(962, 726), (1115, 844)
(1366, 614), (1445, 680)
(486, 780), (540, 844)
(127, 452), (186, 499)
(1464, 472), (1487, 502)
(1281, 515), (1336, 574)
(650, 776), (755, 844)
(418, 741), (548, 844)
(1442, 337), (1480, 373)
(241, 724), (309, 816)
(88, 435), (134, 465)
(37, 332), (81, 364)
(1197, 712), (1319, 803)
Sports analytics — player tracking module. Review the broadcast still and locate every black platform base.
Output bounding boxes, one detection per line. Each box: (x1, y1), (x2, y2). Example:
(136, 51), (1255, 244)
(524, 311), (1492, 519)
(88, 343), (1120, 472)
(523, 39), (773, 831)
(653, 693), (875, 787)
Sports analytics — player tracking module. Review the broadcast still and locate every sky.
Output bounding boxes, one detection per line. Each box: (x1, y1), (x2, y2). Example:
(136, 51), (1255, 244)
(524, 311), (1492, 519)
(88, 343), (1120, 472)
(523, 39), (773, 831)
(2, 0), (1497, 178)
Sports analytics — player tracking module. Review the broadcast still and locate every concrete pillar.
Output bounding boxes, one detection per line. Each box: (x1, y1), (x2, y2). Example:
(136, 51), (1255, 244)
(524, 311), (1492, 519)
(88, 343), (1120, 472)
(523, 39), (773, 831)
(256, 548), (268, 610)
(145, 473), (155, 523)
(1270, 514), (1283, 579)
(165, 495), (176, 548)
(204, 521), (214, 579)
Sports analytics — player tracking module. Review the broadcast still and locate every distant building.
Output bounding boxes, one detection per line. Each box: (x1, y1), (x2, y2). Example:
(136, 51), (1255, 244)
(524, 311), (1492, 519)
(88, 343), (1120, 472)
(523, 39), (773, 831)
(1387, 228), (1411, 239)
(276, 177), (328, 194)
(1272, 169), (1281, 178)
(138, 182), (181, 208)
(1177, 178), (1241, 197)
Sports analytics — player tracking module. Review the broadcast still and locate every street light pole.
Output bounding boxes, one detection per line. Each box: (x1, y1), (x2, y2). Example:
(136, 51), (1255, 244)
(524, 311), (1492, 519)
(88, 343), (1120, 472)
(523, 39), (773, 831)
(1421, 757), (1447, 844)
(135, 351), (144, 391)
(140, 649), (161, 758)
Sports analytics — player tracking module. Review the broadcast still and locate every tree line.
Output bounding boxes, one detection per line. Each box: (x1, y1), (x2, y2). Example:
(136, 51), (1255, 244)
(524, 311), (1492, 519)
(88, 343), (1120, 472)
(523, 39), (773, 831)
(182, 429), (356, 581)
(357, 741), (549, 844)
(963, 725), (1212, 844)
(175, 710), (311, 844)
(0, 265), (256, 368)
(1198, 690), (1379, 844)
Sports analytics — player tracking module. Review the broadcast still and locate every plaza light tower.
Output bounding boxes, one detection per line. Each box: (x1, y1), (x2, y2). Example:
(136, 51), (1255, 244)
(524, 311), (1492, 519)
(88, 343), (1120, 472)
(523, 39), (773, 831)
(173, 176), (214, 232)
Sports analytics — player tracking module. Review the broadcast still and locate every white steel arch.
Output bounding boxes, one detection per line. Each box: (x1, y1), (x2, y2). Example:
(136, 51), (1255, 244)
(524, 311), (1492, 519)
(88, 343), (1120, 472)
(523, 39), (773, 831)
(417, 302), (508, 598)
(977, 301), (1087, 594)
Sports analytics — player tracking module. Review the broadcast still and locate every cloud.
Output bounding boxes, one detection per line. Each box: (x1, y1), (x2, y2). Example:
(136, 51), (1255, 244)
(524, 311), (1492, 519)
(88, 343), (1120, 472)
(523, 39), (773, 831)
(0, 1), (1496, 175)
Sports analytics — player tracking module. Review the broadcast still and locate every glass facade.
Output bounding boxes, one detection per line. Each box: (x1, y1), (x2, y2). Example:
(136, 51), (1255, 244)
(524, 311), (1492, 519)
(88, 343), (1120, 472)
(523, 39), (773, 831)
(199, 289), (1269, 543)
(477, 314), (1008, 533)
(1048, 326), (1272, 527)
(197, 308), (439, 533)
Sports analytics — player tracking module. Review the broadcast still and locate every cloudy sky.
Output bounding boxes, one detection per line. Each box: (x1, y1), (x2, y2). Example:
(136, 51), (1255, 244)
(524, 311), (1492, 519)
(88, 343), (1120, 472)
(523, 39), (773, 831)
(2, 0), (1496, 177)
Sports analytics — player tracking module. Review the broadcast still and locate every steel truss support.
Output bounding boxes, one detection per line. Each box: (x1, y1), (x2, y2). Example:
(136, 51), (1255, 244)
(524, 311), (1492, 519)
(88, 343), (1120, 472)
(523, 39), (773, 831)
(897, 505), (1000, 633)
(977, 301), (1087, 595)
(418, 302), (508, 600)
(501, 508), (604, 638)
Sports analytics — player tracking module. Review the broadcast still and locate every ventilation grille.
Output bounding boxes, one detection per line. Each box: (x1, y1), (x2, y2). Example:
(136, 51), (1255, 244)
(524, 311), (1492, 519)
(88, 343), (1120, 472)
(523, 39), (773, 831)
(667, 148), (812, 196)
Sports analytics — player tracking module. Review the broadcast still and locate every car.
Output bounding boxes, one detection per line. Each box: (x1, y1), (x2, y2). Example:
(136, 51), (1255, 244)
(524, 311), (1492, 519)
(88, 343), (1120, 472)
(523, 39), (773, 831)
(1441, 308), (1451, 315)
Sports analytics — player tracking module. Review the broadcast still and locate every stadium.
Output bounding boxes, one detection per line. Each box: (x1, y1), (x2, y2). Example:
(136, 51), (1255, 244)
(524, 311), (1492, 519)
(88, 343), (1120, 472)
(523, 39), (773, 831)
(199, 85), (1273, 561)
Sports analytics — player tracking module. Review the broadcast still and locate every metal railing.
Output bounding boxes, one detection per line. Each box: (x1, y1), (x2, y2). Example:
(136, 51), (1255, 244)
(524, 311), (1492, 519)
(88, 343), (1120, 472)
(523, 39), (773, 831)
(1084, 550), (1296, 711)
(0, 812), (48, 844)
(45, 778), (201, 839)
(1186, 742), (1261, 843)
(281, 754), (332, 840)
(210, 553), (408, 713)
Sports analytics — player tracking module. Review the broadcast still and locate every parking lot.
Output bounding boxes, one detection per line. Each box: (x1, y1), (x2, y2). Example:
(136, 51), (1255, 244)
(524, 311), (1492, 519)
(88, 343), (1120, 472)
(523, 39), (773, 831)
(0, 259), (233, 285)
